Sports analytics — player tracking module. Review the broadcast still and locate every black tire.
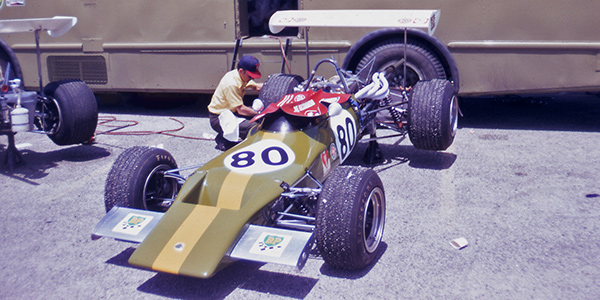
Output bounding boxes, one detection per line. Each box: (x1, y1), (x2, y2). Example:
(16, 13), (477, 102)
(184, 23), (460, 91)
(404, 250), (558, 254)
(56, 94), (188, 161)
(356, 39), (446, 89)
(38, 80), (98, 145)
(408, 79), (458, 151)
(104, 146), (179, 212)
(316, 166), (386, 270)
(258, 73), (304, 106)
(0, 40), (24, 88)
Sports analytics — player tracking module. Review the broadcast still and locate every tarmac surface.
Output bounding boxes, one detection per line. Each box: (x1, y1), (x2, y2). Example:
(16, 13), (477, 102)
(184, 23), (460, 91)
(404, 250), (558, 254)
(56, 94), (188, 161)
(1, 92), (600, 299)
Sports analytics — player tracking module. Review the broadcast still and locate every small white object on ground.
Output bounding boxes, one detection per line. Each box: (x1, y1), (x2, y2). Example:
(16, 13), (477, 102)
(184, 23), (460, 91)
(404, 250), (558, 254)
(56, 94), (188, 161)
(450, 237), (469, 250)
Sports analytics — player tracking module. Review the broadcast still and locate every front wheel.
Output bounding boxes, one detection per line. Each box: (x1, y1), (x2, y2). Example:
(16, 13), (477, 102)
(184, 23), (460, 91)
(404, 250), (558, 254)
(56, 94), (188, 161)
(316, 166), (386, 270)
(37, 80), (98, 145)
(104, 147), (179, 212)
(408, 79), (458, 151)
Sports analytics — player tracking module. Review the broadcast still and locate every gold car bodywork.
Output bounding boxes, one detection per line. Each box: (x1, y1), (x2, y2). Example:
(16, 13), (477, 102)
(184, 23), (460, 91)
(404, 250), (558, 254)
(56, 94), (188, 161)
(100, 98), (356, 277)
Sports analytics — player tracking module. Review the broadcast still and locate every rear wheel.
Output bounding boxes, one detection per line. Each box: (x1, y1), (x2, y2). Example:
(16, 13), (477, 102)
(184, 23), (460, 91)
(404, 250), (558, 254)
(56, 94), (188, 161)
(37, 80), (98, 145)
(408, 79), (458, 151)
(0, 41), (24, 88)
(356, 40), (446, 89)
(258, 73), (304, 106)
(316, 166), (386, 270)
(104, 146), (179, 212)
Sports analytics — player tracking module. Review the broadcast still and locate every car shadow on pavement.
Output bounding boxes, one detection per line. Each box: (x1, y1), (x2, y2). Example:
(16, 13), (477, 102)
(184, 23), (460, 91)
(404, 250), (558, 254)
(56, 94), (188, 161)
(0, 144), (111, 181)
(106, 247), (318, 299)
(459, 93), (600, 132)
(107, 243), (386, 299)
(98, 93), (211, 118)
(319, 242), (388, 280)
(137, 267), (318, 300)
(345, 142), (457, 171)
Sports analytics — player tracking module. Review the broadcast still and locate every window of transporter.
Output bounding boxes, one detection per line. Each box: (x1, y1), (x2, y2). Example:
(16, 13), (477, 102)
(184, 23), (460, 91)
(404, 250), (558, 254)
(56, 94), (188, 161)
(245, 0), (299, 37)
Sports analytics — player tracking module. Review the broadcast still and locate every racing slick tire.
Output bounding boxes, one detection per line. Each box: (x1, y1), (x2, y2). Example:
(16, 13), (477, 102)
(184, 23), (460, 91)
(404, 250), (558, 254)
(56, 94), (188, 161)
(407, 79), (458, 151)
(356, 39), (446, 89)
(258, 73), (304, 106)
(104, 146), (179, 212)
(0, 40), (24, 88)
(38, 80), (98, 145)
(316, 166), (386, 270)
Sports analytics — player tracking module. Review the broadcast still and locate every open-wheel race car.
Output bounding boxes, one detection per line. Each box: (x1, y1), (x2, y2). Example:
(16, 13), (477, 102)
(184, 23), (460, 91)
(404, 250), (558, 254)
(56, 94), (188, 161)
(92, 9), (458, 278)
(0, 17), (98, 170)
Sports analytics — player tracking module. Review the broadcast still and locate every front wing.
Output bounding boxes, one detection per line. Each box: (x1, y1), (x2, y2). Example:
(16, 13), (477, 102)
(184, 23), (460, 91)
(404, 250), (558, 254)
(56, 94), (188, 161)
(92, 207), (314, 273)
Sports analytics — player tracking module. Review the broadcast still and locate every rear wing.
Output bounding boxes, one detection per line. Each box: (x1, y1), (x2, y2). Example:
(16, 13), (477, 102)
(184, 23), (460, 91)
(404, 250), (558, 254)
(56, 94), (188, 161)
(0, 16), (78, 92)
(269, 9), (440, 36)
(0, 16), (77, 37)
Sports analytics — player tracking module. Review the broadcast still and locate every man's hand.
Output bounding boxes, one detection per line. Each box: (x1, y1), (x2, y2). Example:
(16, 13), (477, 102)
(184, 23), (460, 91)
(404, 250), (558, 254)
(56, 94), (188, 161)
(235, 104), (258, 117)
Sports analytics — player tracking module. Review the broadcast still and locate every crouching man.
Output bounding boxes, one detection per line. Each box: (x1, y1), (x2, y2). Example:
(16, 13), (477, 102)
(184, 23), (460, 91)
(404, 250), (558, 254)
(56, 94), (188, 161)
(208, 55), (264, 150)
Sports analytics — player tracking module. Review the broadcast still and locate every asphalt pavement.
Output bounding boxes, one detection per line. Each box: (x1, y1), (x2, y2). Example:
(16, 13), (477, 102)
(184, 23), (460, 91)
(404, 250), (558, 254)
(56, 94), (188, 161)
(1, 92), (599, 299)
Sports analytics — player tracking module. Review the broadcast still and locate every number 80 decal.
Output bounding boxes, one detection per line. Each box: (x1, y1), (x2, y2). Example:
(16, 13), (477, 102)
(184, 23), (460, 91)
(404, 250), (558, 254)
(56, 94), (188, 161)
(329, 109), (357, 163)
(224, 139), (296, 174)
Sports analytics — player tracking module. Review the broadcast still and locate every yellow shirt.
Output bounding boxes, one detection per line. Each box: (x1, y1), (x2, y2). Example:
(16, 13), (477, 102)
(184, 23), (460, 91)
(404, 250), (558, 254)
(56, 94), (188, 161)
(208, 70), (258, 114)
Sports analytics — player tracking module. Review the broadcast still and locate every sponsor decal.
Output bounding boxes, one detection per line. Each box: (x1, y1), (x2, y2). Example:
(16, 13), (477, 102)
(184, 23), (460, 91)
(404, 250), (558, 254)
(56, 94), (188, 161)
(277, 94), (295, 107)
(7, 0), (25, 6)
(293, 94), (306, 102)
(249, 232), (292, 257)
(277, 17), (307, 24)
(321, 150), (331, 175)
(329, 143), (338, 160)
(413, 17), (428, 24)
(293, 99), (315, 113)
(397, 17), (428, 25)
(430, 14), (436, 32)
(112, 213), (153, 236)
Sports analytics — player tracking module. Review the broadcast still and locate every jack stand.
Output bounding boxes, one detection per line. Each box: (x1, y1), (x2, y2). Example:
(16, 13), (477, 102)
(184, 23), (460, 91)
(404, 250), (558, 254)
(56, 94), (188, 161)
(2, 131), (24, 171)
(363, 135), (383, 165)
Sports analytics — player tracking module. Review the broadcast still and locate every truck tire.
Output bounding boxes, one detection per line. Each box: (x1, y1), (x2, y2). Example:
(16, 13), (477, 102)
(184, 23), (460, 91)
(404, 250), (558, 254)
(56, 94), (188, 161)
(39, 80), (98, 145)
(408, 79), (458, 151)
(316, 166), (386, 270)
(258, 73), (304, 106)
(356, 39), (446, 89)
(104, 146), (179, 212)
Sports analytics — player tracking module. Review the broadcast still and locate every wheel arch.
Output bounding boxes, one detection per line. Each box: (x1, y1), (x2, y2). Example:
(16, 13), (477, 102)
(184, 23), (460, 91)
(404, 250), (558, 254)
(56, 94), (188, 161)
(0, 38), (24, 84)
(342, 28), (459, 94)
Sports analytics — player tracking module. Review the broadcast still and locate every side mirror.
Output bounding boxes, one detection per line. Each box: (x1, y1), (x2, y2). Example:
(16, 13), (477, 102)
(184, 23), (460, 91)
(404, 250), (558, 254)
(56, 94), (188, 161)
(328, 102), (342, 117)
(252, 98), (265, 112)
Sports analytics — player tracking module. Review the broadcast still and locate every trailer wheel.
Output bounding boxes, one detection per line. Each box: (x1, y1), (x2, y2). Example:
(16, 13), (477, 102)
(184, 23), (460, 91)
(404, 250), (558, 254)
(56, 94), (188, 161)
(37, 80), (98, 145)
(258, 73), (304, 106)
(316, 166), (386, 270)
(104, 146), (179, 212)
(356, 40), (446, 89)
(408, 79), (458, 151)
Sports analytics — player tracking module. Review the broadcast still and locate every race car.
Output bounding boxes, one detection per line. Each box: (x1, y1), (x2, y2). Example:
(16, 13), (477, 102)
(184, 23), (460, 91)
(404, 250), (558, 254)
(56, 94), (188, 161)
(92, 58), (457, 278)
(92, 9), (458, 278)
(0, 17), (98, 170)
